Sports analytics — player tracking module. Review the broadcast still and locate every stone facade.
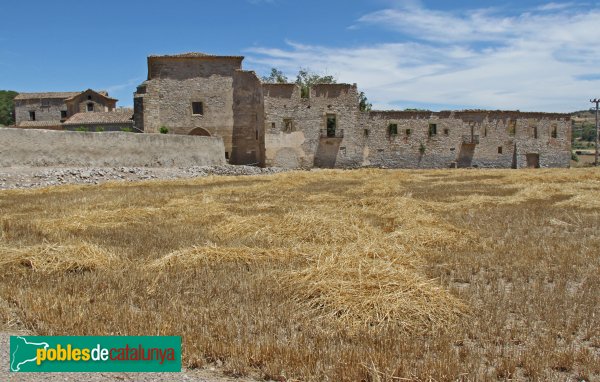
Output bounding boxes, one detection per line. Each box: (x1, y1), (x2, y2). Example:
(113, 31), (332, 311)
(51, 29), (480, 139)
(64, 89), (117, 116)
(14, 90), (118, 128)
(133, 53), (263, 165)
(132, 52), (570, 169)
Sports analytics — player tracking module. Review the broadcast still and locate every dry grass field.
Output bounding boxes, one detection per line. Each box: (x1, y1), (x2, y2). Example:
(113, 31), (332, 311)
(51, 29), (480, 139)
(0, 168), (599, 381)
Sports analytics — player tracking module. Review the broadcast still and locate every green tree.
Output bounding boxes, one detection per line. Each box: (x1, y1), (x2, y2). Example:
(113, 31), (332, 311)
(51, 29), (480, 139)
(0, 90), (18, 126)
(295, 68), (336, 98)
(261, 68), (288, 84)
(359, 91), (372, 112)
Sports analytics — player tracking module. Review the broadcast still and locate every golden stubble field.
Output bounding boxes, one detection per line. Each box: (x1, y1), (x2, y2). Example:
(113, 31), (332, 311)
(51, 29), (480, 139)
(0, 168), (599, 381)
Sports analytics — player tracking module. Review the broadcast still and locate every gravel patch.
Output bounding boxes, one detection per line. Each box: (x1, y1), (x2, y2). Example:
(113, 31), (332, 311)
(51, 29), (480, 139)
(0, 165), (292, 190)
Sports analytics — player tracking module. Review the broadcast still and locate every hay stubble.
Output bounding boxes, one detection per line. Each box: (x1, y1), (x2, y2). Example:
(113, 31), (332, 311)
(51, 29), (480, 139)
(0, 169), (599, 381)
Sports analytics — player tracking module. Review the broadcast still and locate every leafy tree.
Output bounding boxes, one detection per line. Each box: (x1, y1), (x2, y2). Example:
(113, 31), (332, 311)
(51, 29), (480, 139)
(581, 122), (597, 142)
(295, 68), (336, 98)
(359, 91), (372, 112)
(261, 68), (288, 84)
(261, 67), (372, 108)
(0, 90), (18, 126)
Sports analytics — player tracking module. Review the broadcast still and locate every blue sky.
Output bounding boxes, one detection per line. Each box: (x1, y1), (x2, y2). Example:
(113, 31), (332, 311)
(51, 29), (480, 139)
(1, 0), (599, 112)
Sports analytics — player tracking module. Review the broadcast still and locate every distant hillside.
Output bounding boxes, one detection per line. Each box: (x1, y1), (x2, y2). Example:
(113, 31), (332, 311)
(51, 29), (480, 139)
(571, 109), (597, 143)
(0, 90), (18, 126)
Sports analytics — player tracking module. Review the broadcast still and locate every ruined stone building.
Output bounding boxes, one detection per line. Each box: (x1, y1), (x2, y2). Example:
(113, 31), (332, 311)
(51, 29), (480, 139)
(133, 52), (571, 169)
(14, 89), (133, 131)
(134, 53), (264, 165)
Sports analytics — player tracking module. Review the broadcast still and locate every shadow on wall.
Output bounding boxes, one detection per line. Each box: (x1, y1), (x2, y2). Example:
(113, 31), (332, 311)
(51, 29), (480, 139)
(314, 139), (342, 168)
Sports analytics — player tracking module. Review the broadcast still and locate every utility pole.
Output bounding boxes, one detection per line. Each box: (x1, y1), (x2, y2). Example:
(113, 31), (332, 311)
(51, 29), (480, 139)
(592, 98), (600, 166)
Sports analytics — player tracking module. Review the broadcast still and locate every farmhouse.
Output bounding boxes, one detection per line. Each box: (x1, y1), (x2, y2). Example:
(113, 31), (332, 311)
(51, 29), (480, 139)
(12, 52), (571, 169)
(133, 53), (571, 169)
(14, 89), (133, 131)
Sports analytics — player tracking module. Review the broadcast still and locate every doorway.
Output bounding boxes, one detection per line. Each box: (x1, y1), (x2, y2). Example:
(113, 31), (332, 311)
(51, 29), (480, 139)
(526, 153), (540, 168)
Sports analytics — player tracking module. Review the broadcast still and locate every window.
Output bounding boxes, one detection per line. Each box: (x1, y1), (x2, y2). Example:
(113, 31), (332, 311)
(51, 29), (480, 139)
(532, 126), (538, 139)
(388, 123), (398, 136)
(87, 103), (94, 112)
(405, 129), (412, 136)
(508, 119), (517, 136)
(60, 110), (67, 119)
(428, 123), (437, 137)
(192, 102), (203, 115)
(29, 111), (36, 121)
(551, 124), (558, 138)
(363, 129), (369, 137)
(271, 122), (276, 129)
(443, 128), (449, 136)
(483, 127), (487, 137)
(41, 99), (50, 107)
(498, 146), (503, 154)
(87, 95), (92, 100)
(225, 152), (230, 160)
(326, 114), (336, 137)
(283, 118), (293, 132)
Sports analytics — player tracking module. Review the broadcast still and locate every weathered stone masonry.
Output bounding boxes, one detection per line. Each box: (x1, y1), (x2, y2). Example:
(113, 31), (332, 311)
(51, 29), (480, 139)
(134, 53), (264, 166)
(133, 53), (571, 169)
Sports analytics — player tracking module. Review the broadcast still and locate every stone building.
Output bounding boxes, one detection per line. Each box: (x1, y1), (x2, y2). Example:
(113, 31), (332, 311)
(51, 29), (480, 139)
(14, 89), (119, 129)
(134, 52), (571, 169)
(134, 53), (264, 165)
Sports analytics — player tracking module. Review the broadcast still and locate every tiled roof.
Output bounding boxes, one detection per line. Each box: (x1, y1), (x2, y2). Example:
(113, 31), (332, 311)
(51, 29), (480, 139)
(64, 89), (117, 102)
(15, 90), (110, 100)
(17, 120), (63, 127)
(14, 92), (80, 100)
(148, 52), (244, 59)
(63, 110), (133, 125)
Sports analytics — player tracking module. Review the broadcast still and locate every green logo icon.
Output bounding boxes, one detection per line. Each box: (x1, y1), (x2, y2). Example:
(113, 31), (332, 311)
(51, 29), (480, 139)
(10, 336), (181, 372)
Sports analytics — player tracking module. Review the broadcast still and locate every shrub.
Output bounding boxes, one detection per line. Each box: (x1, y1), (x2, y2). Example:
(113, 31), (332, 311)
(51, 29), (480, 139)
(159, 126), (169, 134)
(571, 152), (579, 162)
(121, 127), (133, 133)
(75, 126), (89, 132)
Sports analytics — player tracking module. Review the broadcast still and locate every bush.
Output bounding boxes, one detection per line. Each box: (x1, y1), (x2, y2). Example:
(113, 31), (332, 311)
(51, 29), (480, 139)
(159, 126), (169, 134)
(95, 126), (105, 132)
(419, 143), (426, 155)
(75, 126), (89, 132)
(121, 127), (133, 133)
(571, 152), (579, 162)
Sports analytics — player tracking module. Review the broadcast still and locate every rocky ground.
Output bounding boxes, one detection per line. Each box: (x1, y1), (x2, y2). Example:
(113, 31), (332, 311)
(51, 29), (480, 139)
(0, 165), (292, 190)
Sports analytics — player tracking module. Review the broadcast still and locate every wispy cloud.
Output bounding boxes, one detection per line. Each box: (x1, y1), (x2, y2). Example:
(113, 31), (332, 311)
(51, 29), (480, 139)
(105, 77), (143, 94)
(537, 2), (578, 11)
(245, 2), (600, 112)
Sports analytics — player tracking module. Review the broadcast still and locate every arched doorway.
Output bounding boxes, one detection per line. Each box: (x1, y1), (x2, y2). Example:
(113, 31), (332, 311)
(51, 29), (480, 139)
(189, 127), (211, 136)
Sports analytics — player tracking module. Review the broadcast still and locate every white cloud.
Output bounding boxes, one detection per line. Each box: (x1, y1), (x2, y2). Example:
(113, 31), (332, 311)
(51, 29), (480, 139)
(245, 3), (600, 112)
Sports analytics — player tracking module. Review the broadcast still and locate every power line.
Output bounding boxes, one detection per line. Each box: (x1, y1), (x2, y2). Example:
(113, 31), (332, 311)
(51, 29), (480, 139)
(591, 98), (600, 166)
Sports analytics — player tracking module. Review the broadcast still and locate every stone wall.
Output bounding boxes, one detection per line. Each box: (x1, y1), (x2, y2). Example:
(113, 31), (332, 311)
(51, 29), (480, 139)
(264, 97), (571, 169)
(135, 56), (236, 161)
(132, 53), (571, 170)
(231, 70), (265, 165)
(0, 128), (226, 167)
(263, 83), (361, 168)
(15, 98), (66, 124)
(66, 90), (116, 116)
(361, 111), (571, 169)
(134, 55), (266, 166)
